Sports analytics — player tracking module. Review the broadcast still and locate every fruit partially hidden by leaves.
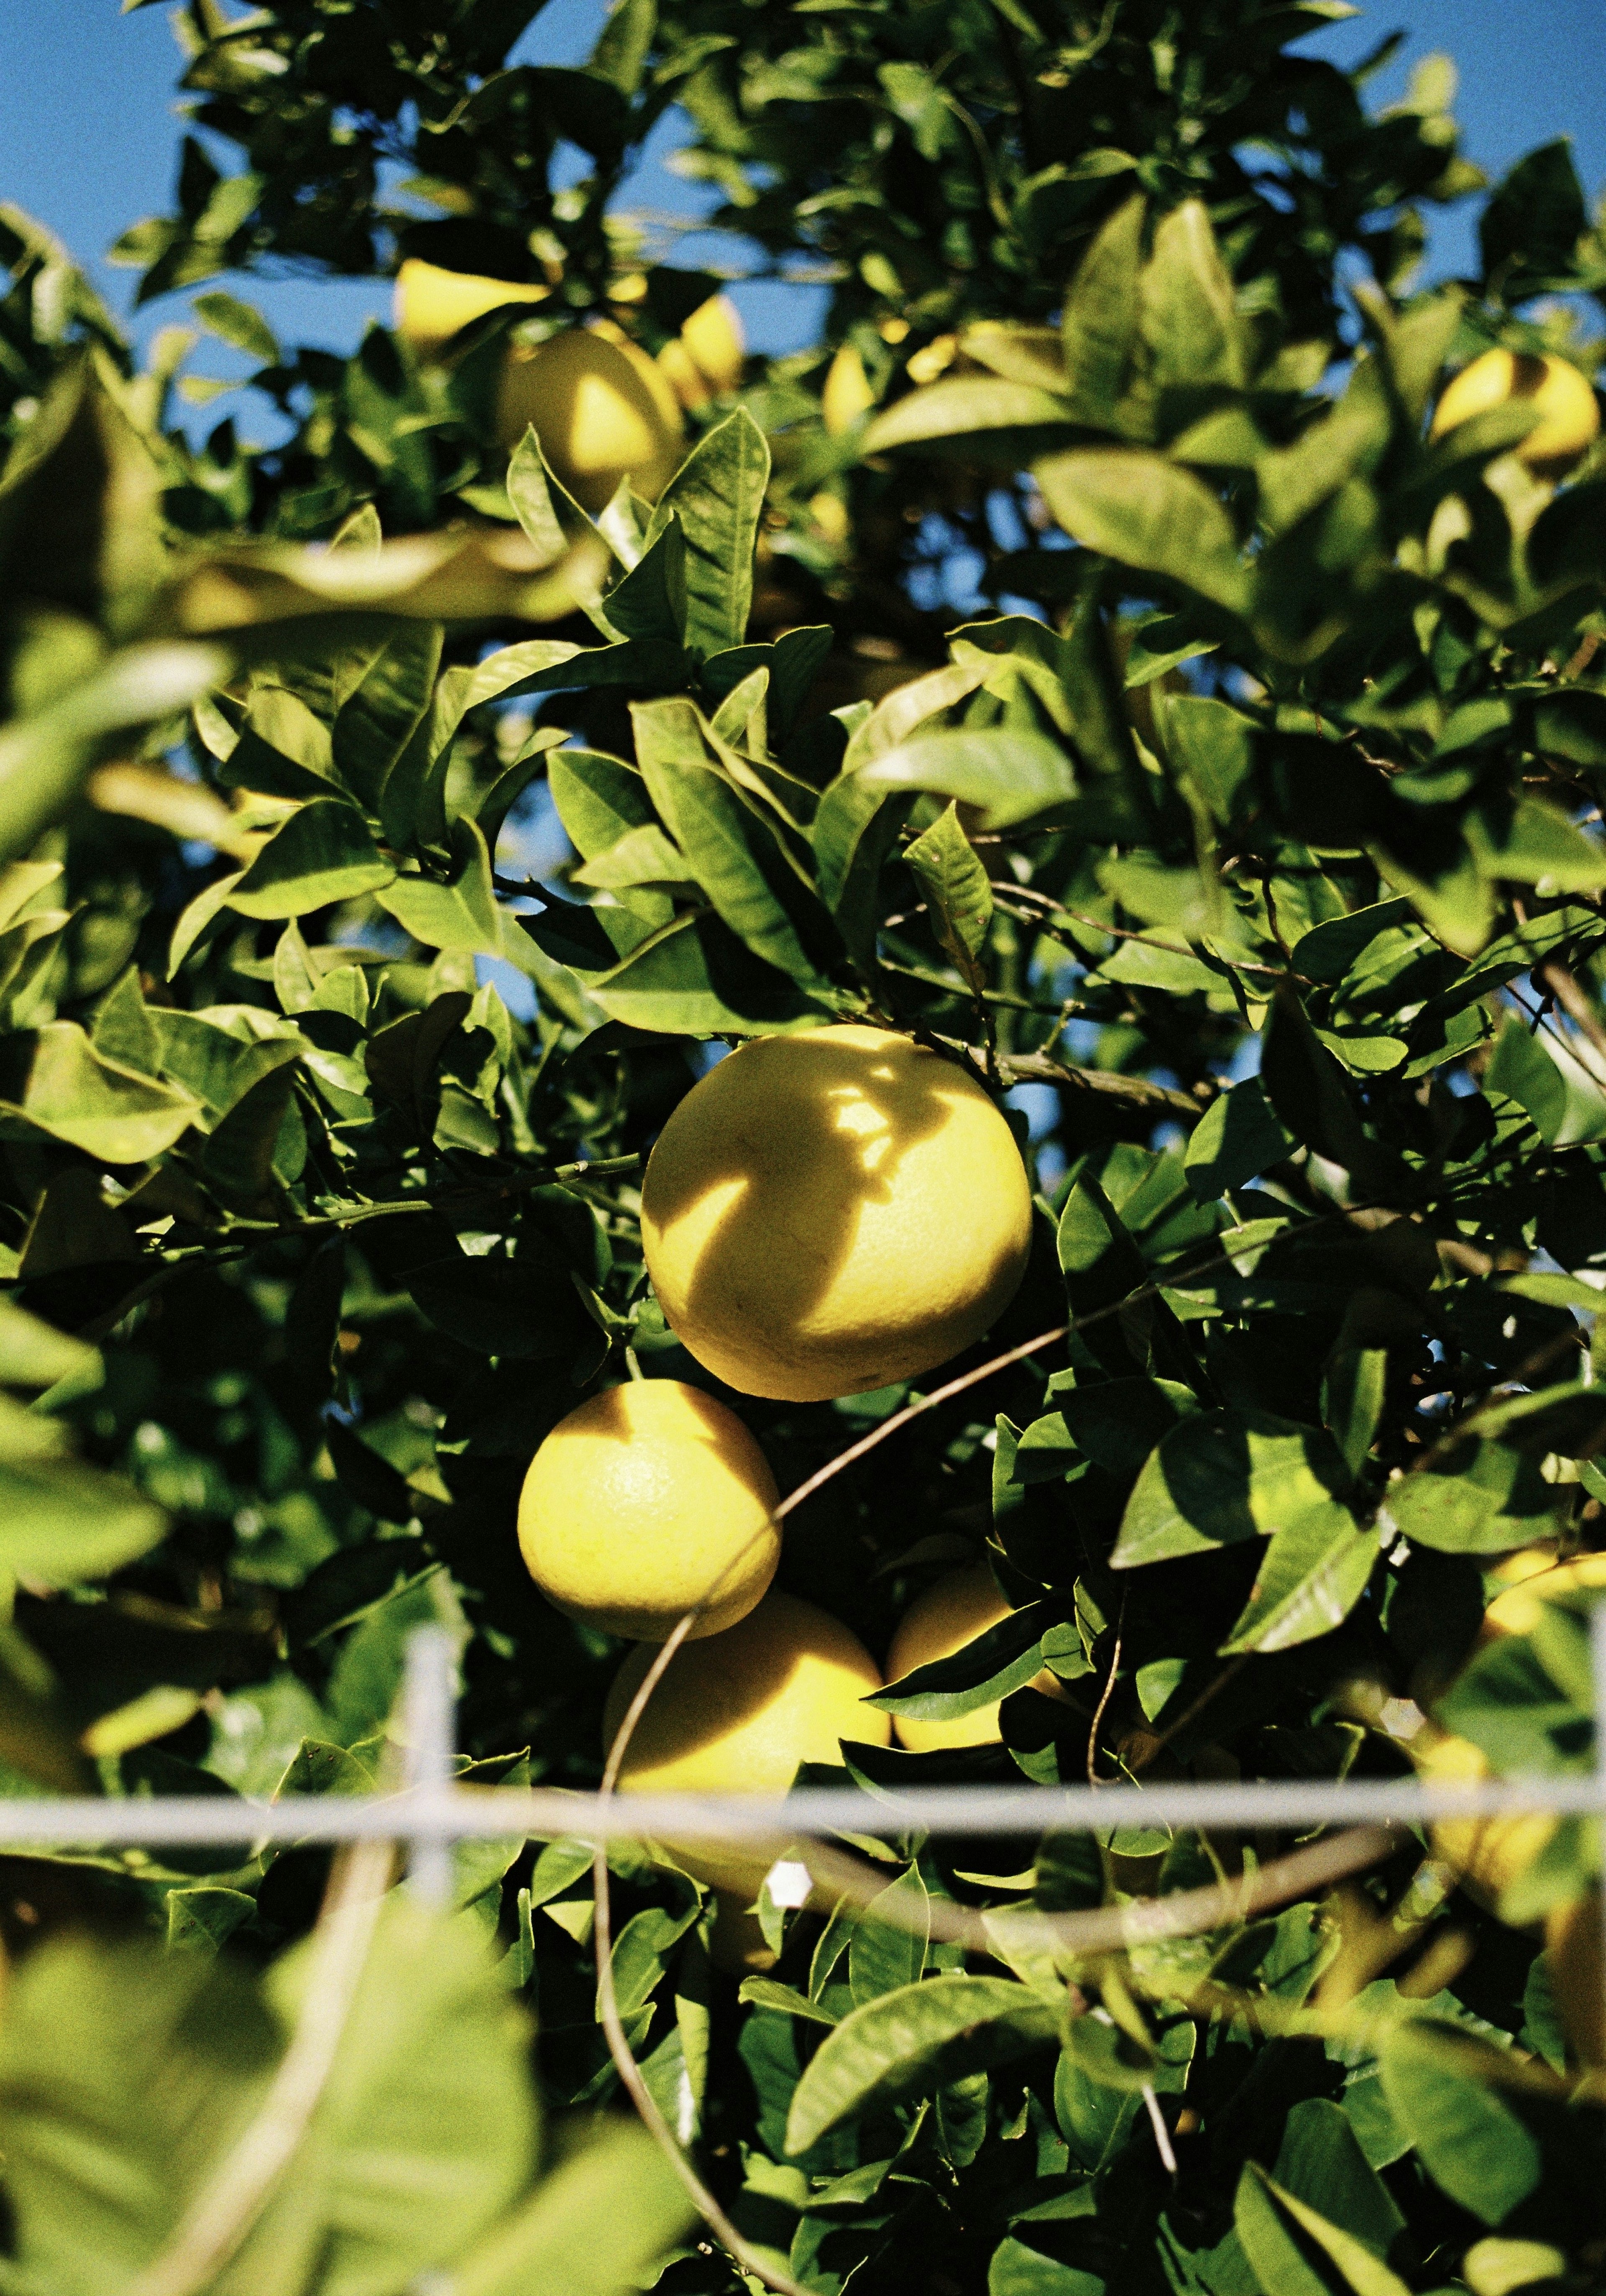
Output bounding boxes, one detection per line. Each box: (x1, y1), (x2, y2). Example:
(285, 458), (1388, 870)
(822, 342), (875, 435)
(495, 325), (684, 503)
(1545, 1891), (1604, 2068)
(885, 1563), (1063, 1751)
(394, 257), (552, 360)
(1480, 1549), (1606, 1641)
(517, 1378), (779, 1641)
(1416, 1731), (1556, 1913)
(658, 293), (745, 409)
(602, 1588), (890, 1896)
(641, 1026), (1033, 1403)
(1429, 348), (1601, 477)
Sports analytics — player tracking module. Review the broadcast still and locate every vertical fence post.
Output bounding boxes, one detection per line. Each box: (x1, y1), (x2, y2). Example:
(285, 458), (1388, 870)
(401, 1628), (457, 1910)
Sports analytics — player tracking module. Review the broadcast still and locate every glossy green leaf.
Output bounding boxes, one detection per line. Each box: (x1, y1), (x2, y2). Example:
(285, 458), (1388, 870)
(904, 802), (993, 983)
(1378, 2023), (1541, 2226)
(1219, 1499), (1374, 1653)
(1036, 450), (1247, 612)
(1113, 1409), (1351, 1568)
(785, 1976), (1059, 2153)
(644, 407), (769, 659)
(858, 728), (1077, 830)
(228, 799), (395, 919)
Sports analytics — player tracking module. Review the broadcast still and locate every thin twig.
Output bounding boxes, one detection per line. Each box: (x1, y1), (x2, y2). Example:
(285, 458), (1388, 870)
(1086, 1588), (1128, 1788)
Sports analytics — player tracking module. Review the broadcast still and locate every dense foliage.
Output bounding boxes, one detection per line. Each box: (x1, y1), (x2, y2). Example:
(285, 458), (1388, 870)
(0, 1), (1603, 2291)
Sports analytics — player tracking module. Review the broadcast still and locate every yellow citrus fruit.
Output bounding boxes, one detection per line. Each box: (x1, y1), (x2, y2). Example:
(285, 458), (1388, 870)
(517, 1378), (779, 1641)
(394, 258), (551, 361)
(494, 326), (684, 504)
(885, 1564), (1066, 1751)
(1429, 349), (1601, 478)
(1416, 1731), (1557, 1914)
(601, 1587), (889, 1897)
(822, 343), (875, 435)
(1480, 1550), (1606, 1641)
(641, 1026), (1033, 1404)
(659, 294), (745, 409)
(1545, 1892), (1604, 2068)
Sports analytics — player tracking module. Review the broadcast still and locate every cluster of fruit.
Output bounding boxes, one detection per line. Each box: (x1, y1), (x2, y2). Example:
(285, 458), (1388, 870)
(515, 1026), (1035, 1966)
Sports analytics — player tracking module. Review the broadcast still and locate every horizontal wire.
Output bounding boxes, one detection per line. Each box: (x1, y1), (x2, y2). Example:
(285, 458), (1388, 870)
(2, 1771), (1602, 1851)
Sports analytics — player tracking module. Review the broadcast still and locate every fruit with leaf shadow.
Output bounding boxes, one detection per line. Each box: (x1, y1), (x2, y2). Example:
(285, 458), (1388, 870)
(518, 1376), (780, 1641)
(641, 1026), (1033, 1404)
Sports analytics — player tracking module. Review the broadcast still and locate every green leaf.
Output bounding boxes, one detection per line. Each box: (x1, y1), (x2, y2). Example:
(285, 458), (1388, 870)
(1234, 2163), (1413, 2296)
(1112, 1409), (1351, 1569)
(849, 1864), (930, 2005)
(0, 1453), (166, 1585)
(590, 0), (657, 95)
(631, 698), (828, 980)
(738, 1979), (840, 2026)
(644, 407), (770, 659)
(604, 516), (688, 646)
(228, 799), (395, 919)
(1, 1022), (202, 1161)
(862, 378), (1074, 456)
(1060, 193), (1146, 430)
(1184, 1077), (1298, 1200)
(811, 770), (914, 969)
(227, 1896), (537, 2293)
(1035, 450), (1247, 613)
(332, 623), (443, 812)
(1322, 1350), (1388, 1480)
(904, 802), (993, 984)
(576, 909), (814, 1034)
(1381, 1437), (1558, 1555)
(1219, 1499), (1375, 1653)
(0, 1936), (281, 2294)
(1378, 2023), (1541, 2227)
(989, 2237), (1105, 2294)
(784, 1976), (1059, 2154)
(1142, 200), (1245, 396)
(1485, 1013), (1568, 1142)
(0, 1298), (99, 1388)
(192, 289), (280, 365)
(869, 1600), (1049, 1719)
(448, 2122), (695, 2296)
(1272, 2098), (1407, 2265)
(378, 821), (502, 957)
(859, 728), (1077, 830)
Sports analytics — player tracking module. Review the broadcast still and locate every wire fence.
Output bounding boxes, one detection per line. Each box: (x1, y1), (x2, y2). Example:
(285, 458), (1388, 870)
(6, 1605), (1601, 1911)
(8, 1608), (1601, 2296)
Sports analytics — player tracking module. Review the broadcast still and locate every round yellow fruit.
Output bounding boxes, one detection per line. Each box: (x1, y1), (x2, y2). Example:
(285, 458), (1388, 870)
(1429, 349), (1601, 478)
(494, 325), (684, 504)
(602, 1588), (890, 1897)
(394, 258), (551, 361)
(1480, 1550), (1606, 1642)
(1545, 1892), (1604, 2068)
(823, 343), (875, 435)
(640, 1026), (1033, 1404)
(1417, 1731), (1557, 1914)
(517, 1378), (779, 1641)
(885, 1564), (1066, 1752)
